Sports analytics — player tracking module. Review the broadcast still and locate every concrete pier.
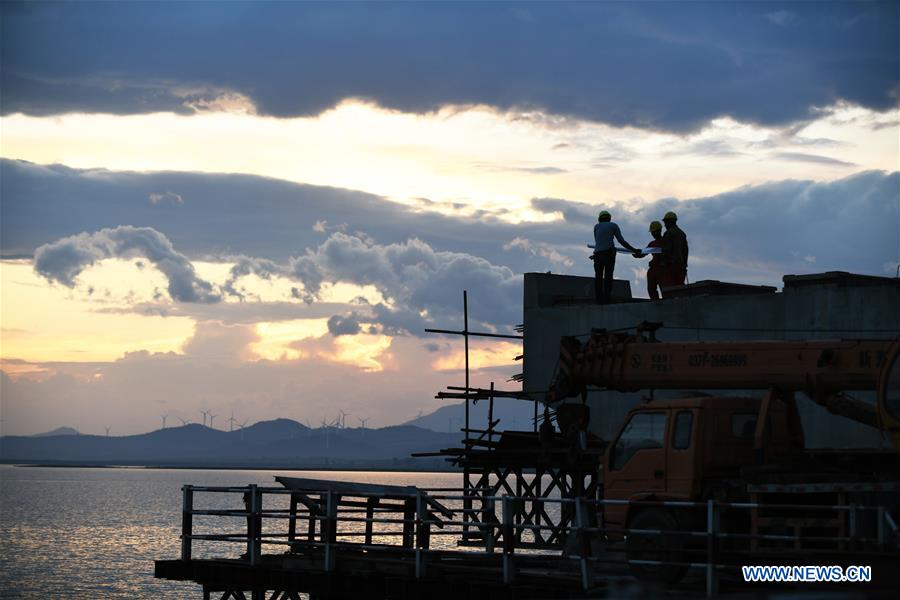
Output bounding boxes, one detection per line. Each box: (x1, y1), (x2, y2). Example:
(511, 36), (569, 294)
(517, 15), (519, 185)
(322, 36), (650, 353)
(522, 271), (900, 447)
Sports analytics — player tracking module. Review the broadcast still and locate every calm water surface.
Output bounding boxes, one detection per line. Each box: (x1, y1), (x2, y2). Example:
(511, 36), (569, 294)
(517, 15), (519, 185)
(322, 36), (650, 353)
(0, 465), (460, 599)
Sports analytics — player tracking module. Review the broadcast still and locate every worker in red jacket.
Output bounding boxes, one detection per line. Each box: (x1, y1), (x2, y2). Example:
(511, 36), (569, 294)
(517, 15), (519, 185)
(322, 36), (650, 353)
(660, 211), (688, 289)
(633, 221), (667, 300)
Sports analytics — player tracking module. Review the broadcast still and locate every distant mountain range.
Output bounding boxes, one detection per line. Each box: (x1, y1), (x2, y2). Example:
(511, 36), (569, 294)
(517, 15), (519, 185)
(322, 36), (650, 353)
(32, 426), (81, 437)
(0, 419), (462, 469)
(402, 400), (538, 433)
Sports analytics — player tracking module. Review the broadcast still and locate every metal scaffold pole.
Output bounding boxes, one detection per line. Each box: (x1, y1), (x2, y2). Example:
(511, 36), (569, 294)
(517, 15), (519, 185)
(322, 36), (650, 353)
(464, 290), (469, 436)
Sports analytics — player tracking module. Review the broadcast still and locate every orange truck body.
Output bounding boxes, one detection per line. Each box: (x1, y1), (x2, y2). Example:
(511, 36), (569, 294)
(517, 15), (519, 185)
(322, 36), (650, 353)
(601, 395), (798, 529)
(548, 330), (900, 531)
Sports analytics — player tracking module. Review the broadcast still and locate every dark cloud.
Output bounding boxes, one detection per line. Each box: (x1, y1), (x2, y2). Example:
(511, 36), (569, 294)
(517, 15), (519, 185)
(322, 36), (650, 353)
(554, 170), (900, 282)
(5, 160), (898, 317)
(327, 313), (363, 337)
(2, 2), (897, 131)
(32, 225), (220, 303)
(222, 256), (286, 300)
(0, 160), (517, 267)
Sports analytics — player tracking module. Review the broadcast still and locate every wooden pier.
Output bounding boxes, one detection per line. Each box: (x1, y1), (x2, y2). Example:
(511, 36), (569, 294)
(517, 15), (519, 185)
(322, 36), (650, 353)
(154, 476), (609, 599)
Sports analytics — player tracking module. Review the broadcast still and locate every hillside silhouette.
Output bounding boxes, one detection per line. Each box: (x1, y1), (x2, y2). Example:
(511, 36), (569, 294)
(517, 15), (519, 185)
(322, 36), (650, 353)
(0, 419), (460, 469)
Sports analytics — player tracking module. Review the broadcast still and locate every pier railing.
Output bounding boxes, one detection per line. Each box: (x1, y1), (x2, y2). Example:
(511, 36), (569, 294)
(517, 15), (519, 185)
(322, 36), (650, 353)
(179, 483), (899, 597)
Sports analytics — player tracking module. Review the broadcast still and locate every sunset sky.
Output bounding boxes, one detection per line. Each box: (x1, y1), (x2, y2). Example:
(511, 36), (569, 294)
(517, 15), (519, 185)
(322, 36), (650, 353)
(1, 1), (898, 435)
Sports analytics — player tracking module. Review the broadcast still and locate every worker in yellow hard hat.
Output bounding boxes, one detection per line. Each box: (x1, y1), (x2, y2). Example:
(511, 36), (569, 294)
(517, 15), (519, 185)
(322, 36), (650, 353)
(633, 221), (667, 300)
(660, 211), (689, 290)
(592, 210), (639, 304)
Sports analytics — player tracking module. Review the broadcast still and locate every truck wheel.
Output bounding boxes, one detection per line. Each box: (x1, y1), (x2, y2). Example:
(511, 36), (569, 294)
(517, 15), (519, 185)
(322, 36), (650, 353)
(626, 508), (688, 585)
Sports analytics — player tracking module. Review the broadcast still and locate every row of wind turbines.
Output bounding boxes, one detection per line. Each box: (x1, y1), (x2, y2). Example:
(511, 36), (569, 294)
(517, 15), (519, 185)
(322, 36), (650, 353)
(155, 410), (249, 432)
(97, 409), (374, 438)
(319, 409), (369, 430)
(151, 409), (371, 432)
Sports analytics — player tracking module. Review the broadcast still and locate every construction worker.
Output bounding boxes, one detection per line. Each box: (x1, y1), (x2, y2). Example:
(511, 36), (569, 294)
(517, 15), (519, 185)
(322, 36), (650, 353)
(633, 221), (666, 300)
(593, 210), (639, 304)
(660, 211), (689, 289)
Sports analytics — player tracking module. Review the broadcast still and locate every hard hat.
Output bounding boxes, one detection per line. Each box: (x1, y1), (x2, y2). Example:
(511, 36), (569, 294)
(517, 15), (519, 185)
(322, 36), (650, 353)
(598, 210), (611, 221)
(649, 221), (662, 232)
(663, 211), (678, 222)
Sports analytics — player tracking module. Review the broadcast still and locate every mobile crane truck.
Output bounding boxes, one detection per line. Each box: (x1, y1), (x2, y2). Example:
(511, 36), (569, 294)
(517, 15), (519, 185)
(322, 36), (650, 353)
(545, 324), (900, 583)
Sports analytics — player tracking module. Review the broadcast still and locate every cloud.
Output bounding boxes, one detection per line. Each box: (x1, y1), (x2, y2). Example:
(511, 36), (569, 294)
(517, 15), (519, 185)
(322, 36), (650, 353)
(290, 231), (524, 334)
(7, 160), (899, 314)
(0, 332), (521, 435)
(327, 313), (363, 337)
(289, 233), (522, 334)
(0, 159), (520, 267)
(774, 152), (856, 166)
(503, 237), (575, 268)
(222, 256), (286, 300)
(148, 191), (183, 205)
(531, 170), (900, 282)
(514, 166), (568, 175)
(32, 225), (220, 303)
(28, 219), (525, 336)
(2, 3), (897, 132)
(671, 139), (747, 158)
(181, 320), (259, 361)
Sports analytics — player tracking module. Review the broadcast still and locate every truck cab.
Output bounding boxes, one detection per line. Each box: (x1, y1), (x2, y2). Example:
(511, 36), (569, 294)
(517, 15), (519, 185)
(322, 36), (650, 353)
(602, 396), (799, 530)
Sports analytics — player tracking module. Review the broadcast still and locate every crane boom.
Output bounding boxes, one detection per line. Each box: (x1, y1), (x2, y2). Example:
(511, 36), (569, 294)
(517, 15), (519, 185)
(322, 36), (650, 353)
(549, 330), (899, 432)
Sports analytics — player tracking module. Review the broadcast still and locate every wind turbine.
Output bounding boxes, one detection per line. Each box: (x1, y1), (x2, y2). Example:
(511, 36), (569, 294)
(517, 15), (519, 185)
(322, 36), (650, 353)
(338, 409), (351, 429)
(104, 426), (111, 437)
(200, 410), (209, 427)
(321, 416), (330, 449)
(358, 417), (369, 429)
(179, 417), (190, 426)
(160, 414), (168, 429)
(238, 419), (249, 441)
(208, 412), (218, 430)
(228, 411), (237, 432)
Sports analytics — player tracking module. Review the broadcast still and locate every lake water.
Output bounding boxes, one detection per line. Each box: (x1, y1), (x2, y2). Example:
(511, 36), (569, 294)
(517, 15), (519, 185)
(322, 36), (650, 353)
(0, 465), (462, 599)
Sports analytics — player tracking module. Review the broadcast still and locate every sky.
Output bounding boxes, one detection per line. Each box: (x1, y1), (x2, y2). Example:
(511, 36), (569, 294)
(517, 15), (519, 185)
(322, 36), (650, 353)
(1, 1), (898, 436)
